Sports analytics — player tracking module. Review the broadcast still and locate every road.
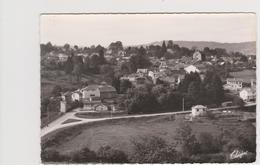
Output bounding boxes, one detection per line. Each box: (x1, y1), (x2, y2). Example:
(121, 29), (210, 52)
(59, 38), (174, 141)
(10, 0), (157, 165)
(41, 109), (192, 137)
(41, 104), (250, 137)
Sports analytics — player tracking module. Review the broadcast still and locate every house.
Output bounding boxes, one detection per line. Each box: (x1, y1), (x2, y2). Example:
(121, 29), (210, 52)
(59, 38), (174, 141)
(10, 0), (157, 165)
(193, 50), (203, 61)
(225, 78), (250, 91)
(137, 69), (148, 75)
(191, 105), (207, 117)
(58, 53), (68, 62)
(239, 88), (256, 102)
(184, 65), (200, 73)
(159, 61), (168, 72)
(80, 85), (101, 100)
(99, 85), (117, 100)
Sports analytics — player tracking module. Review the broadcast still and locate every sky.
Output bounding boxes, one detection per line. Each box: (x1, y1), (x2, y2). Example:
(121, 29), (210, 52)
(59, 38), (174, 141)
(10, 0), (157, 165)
(40, 13), (256, 47)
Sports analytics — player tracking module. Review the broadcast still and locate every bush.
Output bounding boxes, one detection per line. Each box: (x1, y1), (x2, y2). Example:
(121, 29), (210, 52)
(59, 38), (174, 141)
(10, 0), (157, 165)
(41, 149), (67, 162)
(175, 123), (200, 156)
(97, 145), (128, 163)
(197, 132), (222, 154)
(70, 147), (97, 163)
(130, 135), (181, 163)
(205, 111), (216, 120)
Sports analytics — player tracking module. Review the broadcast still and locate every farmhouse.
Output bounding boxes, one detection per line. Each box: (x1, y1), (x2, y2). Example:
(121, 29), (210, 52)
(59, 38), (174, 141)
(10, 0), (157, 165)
(191, 105), (207, 117)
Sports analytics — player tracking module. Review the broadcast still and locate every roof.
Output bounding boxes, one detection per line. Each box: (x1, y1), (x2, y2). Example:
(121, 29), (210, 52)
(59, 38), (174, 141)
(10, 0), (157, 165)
(192, 105), (207, 109)
(81, 85), (100, 91)
(99, 85), (116, 92)
(226, 78), (253, 84)
(184, 65), (200, 73)
(240, 87), (256, 93)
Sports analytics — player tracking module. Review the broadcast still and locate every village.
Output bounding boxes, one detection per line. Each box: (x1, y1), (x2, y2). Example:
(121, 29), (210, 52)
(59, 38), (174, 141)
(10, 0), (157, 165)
(41, 40), (256, 163)
(41, 41), (256, 117)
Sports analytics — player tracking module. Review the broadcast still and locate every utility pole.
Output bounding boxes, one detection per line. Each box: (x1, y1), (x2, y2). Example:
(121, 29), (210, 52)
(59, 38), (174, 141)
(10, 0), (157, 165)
(182, 97), (185, 111)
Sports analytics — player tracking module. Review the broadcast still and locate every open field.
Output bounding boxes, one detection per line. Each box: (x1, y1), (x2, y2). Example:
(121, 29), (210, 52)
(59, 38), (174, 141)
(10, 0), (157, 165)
(42, 110), (256, 157)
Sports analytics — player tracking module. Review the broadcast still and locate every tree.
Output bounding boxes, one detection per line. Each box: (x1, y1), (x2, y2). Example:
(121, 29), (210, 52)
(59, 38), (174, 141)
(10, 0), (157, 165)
(97, 145), (128, 163)
(129, 53), (151, 73)
(232, 96), (244, 108)
(65, 55), (74, 74)
(120, 79), (132, 94)
(167, 40), (174, 48)
(188, 81), (200, 101)
(112, 76), (121, 93)
(175, 123), (200, 156)
(71, 147), (97, 163)
(131, 135), (180, 163)
(64, 43), (70, 51)
(126, 86), (160, 114)
(161, 41), (167, 58)
(51, 85), (62, 97)
(72, 64), (82, 83)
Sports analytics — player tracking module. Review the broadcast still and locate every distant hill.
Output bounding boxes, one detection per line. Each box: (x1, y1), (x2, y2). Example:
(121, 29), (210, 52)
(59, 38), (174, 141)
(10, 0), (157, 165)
(136, 41), (256, 55)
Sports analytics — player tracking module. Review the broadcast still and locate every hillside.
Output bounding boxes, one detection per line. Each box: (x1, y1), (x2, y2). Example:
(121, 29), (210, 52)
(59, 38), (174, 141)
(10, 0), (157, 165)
(138, 41), (256, 55)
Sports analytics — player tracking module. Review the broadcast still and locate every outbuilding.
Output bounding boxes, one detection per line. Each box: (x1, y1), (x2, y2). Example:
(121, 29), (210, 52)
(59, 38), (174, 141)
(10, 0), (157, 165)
(191, 105), (207, 117)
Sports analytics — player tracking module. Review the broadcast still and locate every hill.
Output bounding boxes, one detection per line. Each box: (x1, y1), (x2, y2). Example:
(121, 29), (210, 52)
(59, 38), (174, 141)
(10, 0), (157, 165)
(137, 41), (256, 55)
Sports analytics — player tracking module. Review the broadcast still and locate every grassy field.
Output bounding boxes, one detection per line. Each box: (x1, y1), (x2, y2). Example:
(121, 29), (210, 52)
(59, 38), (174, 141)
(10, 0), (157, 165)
(42, 110), (256, 157)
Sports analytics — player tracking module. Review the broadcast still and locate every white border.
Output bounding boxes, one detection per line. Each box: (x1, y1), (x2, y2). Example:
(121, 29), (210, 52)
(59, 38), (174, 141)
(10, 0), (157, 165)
(0, 0), (259, 165)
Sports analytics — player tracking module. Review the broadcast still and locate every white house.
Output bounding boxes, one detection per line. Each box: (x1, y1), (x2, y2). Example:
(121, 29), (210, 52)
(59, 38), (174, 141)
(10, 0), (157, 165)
(137, 69), (148, 75)
(58, 53), (68, 62)
(239, 88), (256, 102)
(191, 105), (207, 117)
(184, 65), (200, 74)
(80, 85), (101, 99)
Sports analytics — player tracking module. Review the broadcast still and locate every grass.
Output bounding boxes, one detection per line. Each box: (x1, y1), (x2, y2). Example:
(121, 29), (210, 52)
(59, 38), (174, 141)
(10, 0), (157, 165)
(41, 110), (256, 157)
(62, 119), (82, 124)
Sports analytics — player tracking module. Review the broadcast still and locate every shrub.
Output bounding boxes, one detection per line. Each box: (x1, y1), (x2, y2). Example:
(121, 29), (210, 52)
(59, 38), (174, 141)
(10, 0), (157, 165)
(205, 111), (216, 120)
(197, 132), (222, 154)
(70, 147), (97, 163)
(130, 135), (181, 163)
(97, 145), (128, 163)
(41, 149), (67, 162)
(175, 123), (200, 156)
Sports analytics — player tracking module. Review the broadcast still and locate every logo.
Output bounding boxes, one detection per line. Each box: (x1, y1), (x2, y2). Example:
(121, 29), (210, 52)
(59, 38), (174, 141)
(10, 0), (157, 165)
(230, 149), (248, 160)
